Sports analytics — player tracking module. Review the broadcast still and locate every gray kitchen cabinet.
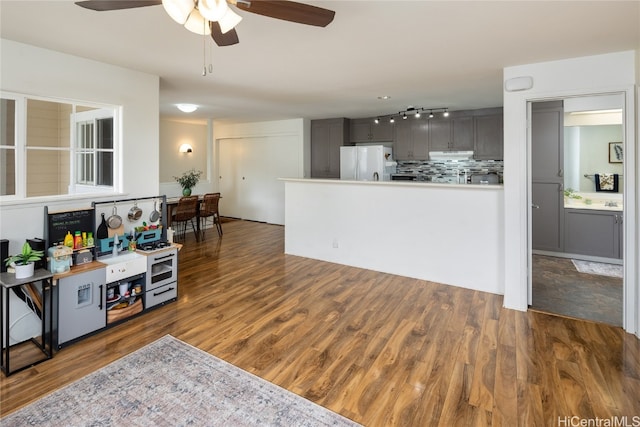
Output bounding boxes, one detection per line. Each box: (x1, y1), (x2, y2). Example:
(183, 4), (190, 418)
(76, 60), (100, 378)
(56, 267), (106, 347)
(394, 116), (429, 160)
(429, 116), (474, 152)
(564, 209), (623, 259)
(531, 101), (564, 252)
(473, 111), (503, 160)
(311, 118), (349, 178)
(532, 182), (564, 252)
(350, 118), (394, 143)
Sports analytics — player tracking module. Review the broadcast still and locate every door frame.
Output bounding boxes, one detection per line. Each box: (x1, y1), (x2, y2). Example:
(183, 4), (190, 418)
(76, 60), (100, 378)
(525, 90), (635, 331)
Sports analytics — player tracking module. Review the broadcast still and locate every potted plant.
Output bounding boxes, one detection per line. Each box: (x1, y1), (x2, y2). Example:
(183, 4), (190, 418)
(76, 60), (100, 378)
(174, 169), (203, 196)
(4, 242), (45, 279)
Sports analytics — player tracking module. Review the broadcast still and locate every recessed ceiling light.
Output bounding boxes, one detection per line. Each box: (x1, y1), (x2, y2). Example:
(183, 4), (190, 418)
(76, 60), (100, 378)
(177, 103), (198, 113)
(377, 96), (391, 100)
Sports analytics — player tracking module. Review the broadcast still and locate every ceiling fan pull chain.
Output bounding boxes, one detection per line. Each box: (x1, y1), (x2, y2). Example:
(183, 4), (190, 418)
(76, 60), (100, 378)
(209, 39), (214, 74)
(202, 21), (207, 76)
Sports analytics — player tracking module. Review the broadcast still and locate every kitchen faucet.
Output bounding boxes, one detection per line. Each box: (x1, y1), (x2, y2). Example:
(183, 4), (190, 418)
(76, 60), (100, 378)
(112, 233), (120, 257)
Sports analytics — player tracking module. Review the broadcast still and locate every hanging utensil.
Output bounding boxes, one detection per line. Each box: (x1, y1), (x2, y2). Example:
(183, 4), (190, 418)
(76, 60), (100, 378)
(128, 200), (143, 222)
(107, 202), (122, 229)
(149, 199), (160, 223)
(97, 213), (109, 239)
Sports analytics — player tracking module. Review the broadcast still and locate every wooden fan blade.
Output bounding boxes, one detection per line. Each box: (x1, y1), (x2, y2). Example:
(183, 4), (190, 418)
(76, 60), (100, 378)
(234, 0), (335, 27)
(210, 22), (240, 46)
(75, 1), (161, 11)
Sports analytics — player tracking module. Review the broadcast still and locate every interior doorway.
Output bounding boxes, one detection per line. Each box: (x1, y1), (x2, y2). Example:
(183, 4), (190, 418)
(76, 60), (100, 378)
(529, 94), (624, 326)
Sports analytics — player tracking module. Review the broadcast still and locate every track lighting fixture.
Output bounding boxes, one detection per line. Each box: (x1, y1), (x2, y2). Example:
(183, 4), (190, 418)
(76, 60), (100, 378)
(372, 107), (449, 124)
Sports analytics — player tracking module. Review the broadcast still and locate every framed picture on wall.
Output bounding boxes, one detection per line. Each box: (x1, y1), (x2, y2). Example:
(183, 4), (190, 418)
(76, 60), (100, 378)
(609, 142), (623, 163)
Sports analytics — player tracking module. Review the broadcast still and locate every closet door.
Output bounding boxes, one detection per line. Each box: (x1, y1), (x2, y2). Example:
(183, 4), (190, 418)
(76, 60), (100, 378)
(219, 138), (243, 219)
(219, 135), (300, 224)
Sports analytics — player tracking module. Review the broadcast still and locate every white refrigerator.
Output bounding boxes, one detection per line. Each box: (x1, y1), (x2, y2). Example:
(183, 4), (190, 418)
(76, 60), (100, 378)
(340, 145), (396, 181)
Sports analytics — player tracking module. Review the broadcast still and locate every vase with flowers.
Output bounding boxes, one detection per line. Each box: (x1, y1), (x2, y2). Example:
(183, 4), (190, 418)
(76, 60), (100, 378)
(174, 169), (203, 196)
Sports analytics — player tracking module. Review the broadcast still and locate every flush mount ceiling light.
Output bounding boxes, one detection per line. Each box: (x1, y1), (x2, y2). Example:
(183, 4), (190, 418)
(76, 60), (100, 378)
(373, 107), (449, 124)
(177, 103), (198, 113)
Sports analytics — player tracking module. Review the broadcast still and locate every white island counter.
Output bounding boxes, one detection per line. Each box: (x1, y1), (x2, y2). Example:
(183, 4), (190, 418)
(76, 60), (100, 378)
(282, 178), (505, 295)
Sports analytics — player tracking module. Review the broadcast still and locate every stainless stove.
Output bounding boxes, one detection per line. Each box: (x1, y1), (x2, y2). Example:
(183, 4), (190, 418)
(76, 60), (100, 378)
(137, 240), (172, 253)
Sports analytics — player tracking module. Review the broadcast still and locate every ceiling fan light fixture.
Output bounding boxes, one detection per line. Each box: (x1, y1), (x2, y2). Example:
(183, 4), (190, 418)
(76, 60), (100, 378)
(198, 0), (229, 21)
(218, 7), (243, 33)
(184, 8), (211, 35)
(162, 0), (195, 24)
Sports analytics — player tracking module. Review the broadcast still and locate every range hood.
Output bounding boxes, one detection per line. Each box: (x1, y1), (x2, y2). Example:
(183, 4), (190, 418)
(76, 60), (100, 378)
(429, 151), (474, 161)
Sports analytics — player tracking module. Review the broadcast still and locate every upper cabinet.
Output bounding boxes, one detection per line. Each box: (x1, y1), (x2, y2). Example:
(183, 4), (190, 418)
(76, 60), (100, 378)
(429, 115), (474, 152)
(394, 116), (429, 160)
(473, 108), (503, 160)
(350, 118), (394, 143)
(311, 118), (350, 178)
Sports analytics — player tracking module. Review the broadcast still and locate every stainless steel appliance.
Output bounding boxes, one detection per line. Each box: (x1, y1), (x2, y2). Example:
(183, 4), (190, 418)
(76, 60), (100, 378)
(145, 248), (178, 309)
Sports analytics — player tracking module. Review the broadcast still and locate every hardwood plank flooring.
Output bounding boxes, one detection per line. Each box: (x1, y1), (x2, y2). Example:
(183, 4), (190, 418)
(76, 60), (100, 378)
(1, 220), (639, 425)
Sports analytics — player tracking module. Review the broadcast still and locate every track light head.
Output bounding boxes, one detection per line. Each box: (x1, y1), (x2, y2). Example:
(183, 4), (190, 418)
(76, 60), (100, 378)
(443, 110), (449, 117)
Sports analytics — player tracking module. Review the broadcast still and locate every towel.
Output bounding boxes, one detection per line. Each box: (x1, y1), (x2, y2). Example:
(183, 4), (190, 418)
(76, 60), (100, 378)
(595, 173), (619, 192)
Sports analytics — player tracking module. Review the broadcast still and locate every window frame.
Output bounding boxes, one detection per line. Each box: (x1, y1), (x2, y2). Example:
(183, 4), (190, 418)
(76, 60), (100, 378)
(0, 91), (121, 201)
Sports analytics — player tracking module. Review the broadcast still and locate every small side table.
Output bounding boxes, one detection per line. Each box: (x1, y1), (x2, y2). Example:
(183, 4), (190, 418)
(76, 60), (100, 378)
(0, 269), (54, 376)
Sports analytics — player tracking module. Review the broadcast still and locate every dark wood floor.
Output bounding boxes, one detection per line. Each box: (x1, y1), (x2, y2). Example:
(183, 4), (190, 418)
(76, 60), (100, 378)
(1, 220), (639, 425)
(532, 255), (623, 326)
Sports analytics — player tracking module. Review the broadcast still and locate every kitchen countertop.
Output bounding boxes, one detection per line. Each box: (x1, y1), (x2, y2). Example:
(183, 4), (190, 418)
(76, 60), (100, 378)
(280, 178), (503, 190)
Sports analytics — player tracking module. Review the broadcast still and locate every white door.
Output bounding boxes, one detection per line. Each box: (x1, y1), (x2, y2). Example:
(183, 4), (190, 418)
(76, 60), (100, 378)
(218, 135), (301, 224)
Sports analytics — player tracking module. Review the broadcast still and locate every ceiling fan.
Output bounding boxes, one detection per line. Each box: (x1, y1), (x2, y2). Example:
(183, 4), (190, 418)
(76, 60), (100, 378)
(75, 0), (336, 47)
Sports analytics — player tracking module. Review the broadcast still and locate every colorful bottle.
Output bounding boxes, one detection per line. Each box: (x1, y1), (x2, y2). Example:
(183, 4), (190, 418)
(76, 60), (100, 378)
(64, 231), (74, 248)
(82, 232), (87, 247)
(87, 232), (94, 247)
(74, 231), (82, 249)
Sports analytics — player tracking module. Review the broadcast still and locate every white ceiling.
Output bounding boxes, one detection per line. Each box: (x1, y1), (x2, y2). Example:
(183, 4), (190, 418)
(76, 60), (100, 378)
(1, 1), (638, 123)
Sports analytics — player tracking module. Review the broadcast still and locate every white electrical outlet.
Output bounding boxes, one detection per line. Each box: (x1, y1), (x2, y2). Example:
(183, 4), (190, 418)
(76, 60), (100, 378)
(332, 239), (339, 248)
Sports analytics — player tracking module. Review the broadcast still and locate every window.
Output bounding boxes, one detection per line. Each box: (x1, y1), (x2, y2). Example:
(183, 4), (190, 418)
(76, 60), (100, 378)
(0, 93), (120, 199)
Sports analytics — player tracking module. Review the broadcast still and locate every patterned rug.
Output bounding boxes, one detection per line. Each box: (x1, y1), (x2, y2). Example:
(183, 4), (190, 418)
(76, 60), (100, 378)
(571, 259), (623, 278)
(1, 335), (360, 426)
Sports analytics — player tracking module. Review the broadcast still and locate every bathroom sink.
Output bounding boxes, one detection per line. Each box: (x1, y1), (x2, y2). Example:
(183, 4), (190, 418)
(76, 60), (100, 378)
(98, 252), (146, 282)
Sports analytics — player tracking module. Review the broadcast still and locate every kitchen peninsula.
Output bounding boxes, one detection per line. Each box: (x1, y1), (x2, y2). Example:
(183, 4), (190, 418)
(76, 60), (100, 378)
(282, 178), (504, 295)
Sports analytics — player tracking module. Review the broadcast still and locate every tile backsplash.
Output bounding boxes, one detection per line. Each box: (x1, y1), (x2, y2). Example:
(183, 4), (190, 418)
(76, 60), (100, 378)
(396, 159), (504, 182)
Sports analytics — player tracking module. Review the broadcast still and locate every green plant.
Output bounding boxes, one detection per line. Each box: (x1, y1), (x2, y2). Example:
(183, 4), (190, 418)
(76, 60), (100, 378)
(174, 169), (203, 189)
(4, 242), (44, 267)
(563, 188), (582, 200)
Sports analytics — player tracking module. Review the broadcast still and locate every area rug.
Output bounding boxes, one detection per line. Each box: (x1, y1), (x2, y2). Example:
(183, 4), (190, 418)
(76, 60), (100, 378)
(571, 259), (623, 278)
(1, 335), (360, 427)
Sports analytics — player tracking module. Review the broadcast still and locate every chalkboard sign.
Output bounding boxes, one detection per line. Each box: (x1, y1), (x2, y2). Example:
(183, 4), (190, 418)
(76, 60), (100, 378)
(45, 208), (95, 248)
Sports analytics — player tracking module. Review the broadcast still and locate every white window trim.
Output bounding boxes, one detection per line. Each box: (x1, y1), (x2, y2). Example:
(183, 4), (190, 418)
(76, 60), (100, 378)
(0, 91), (122, 201)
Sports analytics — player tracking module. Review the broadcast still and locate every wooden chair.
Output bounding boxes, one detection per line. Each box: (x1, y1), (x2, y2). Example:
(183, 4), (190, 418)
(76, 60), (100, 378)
(200, 193), (222, 238)
(171, 195), (199, 242)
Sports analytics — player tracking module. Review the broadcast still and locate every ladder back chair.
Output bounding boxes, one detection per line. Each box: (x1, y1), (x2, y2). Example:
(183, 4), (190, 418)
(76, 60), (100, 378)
(171, 195), (199, 242)
(200, 193), (223, 238)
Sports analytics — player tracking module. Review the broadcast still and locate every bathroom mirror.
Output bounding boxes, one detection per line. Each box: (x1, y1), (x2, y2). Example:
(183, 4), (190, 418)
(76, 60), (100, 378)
(563, 94), (624, 193)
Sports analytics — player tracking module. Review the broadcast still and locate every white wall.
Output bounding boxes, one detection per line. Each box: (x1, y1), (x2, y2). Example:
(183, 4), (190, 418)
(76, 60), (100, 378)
(159, 118), (212, 198)
(284, 180), (505, 295)
(503, 50), (638, 334)
(0, 39), (160, 254)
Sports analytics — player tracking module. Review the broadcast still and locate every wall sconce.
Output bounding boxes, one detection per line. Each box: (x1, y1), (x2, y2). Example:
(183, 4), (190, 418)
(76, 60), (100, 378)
(179, 144), (193, 153)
